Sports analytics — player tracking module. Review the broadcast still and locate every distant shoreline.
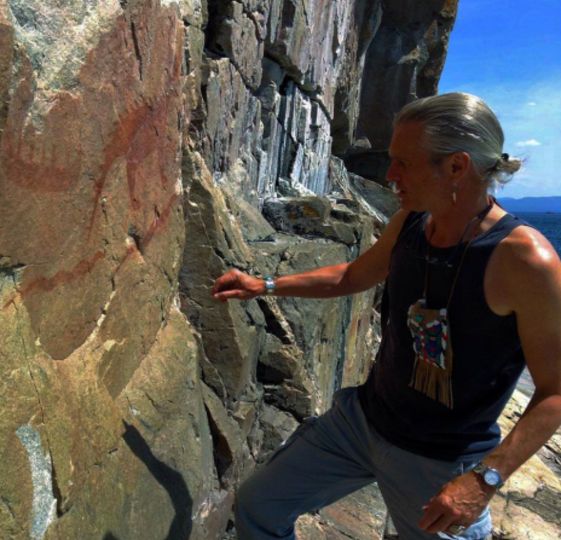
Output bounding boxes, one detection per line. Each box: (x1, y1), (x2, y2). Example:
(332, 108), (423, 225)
(499, 196), (561, 213)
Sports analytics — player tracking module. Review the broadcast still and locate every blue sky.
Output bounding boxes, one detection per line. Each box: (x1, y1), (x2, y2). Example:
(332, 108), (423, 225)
(438, 0), (561, 198)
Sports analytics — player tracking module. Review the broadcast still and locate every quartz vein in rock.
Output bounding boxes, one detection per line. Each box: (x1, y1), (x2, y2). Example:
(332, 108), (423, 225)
(15, 424), (57, 540)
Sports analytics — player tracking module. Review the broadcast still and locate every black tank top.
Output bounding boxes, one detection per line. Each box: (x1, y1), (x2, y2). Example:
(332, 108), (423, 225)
(358, 211), (527, 460)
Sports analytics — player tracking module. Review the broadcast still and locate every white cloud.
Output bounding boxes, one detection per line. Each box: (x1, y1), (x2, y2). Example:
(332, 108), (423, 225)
(527, 101), (537, 106)
(440, 72), (561, 197)
(515, 139), (542, 147)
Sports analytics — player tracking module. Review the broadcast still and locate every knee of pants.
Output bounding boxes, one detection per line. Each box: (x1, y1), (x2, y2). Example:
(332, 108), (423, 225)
(235, 472), (295, 531)
(235, 474), (269, 522)
(234, 477), (254, 516)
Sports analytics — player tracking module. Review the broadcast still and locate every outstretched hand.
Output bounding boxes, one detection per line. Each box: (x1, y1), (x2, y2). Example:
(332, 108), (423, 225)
(418, 471), (495, 535)
(212, 269), (264, 302)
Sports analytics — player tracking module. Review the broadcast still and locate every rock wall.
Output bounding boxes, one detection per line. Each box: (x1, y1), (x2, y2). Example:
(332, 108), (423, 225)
(7, 2), (557, 540)
(346, 0), (458, 181)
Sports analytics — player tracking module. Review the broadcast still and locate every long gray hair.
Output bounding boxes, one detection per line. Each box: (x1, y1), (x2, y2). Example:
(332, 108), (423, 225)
(394, 92), (522, 189)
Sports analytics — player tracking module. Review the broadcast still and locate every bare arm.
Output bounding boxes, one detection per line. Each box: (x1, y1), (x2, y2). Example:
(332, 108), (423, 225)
(420, 226), (561, 534)
(481, 228), (561, 479)
(212, 210), (409, 301)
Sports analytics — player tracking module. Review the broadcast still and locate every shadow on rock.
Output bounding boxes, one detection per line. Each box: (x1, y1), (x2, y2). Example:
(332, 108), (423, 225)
(123, 421), (193, 540)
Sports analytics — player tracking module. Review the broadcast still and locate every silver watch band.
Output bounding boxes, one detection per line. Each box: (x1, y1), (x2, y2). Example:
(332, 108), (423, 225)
(263, 276), (276, 295)
(472, 463), (504, 489)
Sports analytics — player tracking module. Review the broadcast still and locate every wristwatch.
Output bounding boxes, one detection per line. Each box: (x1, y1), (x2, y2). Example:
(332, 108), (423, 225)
(263, 275), (276, 295)
(472, 463), (504, 489)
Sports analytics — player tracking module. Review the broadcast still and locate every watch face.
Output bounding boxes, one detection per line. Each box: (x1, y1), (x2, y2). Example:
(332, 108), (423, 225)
(483, 469), (501, 486)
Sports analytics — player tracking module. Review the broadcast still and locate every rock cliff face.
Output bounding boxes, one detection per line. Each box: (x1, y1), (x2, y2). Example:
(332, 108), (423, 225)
(3, 1), (558, 540)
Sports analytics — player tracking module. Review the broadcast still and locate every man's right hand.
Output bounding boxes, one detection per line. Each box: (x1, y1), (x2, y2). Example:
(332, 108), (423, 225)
(212, 269), (265, 302)
(211, 210), (408, 303)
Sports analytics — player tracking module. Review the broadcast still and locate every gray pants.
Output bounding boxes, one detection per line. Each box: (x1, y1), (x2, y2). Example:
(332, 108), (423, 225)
(235, 387), (492, 540)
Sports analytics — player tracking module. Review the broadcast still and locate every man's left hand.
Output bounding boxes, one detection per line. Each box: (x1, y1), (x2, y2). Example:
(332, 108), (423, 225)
(418, 471), (495, 534)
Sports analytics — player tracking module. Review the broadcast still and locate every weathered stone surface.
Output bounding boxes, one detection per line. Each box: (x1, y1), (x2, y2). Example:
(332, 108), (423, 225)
(206, 0), (265, 90)
(180, 151), (264, 400)
(263, 196), (355, 243)
(202, 381), (248, 487)
(54, 310), (206, 540)
(199, 0), (418, 202)
(258, 403), (300, 462)
(265, 0), (377, 124)
(329, 156), (399, 227)
(203, 57), (262, 187)
(347, 174), (400, 221)
(200, 55), (334, 202)
(0, 2), (198, 538)
(490, 390), (561, 539)
(295, 483), (387, 539)
(332, 0), (383, 155)
(1, 0), (184, 363)
(348, 0), (459, 181)
(0, 272), (52, 540)
(221, 181), (276, 242)
(275, 81), (333, 196)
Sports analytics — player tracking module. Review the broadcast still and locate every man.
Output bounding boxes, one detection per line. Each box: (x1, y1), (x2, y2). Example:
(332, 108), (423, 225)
(212, 93), (561, 539)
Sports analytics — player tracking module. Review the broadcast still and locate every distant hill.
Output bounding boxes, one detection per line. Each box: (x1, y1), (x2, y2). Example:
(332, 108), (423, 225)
(498, 196), (561, 213)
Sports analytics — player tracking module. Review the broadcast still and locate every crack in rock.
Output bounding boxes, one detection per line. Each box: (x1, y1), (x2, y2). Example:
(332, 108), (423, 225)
(130, 20), (143, 80)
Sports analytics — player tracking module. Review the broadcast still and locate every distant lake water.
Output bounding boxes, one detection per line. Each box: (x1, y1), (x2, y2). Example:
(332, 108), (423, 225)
(512, 212), (561, 396)
(516, 212), (561, 255)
